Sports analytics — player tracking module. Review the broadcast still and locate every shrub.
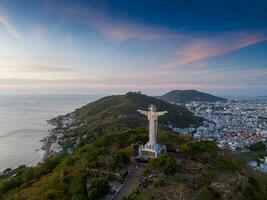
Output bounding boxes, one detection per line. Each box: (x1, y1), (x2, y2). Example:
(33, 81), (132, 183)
(160, 154), (178, 175)
(88, 177), (110, 200)
(180, 140), (218, 158)
(249, 142), (266, 151)
(144, 153), (178, 176)
(113, 151), (130, 165)
(153, 179), (166, 188)
(46, 191), (57, 200)
(68, 173), (87, 198)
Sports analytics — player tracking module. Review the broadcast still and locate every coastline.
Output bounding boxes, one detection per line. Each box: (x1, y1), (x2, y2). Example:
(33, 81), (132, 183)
(41, 113), (77, 161)
(1, 111), (79, 176)
(0, 124), (55, 177)
(41, 134), (53, 161)
(41, 118), (63, 161)
(0, 95), (97, 178)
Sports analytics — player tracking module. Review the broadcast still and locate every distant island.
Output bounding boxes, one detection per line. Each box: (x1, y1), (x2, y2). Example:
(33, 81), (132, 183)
(158, 90), (227, 104)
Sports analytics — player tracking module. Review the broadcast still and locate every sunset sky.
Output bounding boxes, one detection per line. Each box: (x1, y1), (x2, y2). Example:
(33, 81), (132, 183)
(0, 0), (267, 95)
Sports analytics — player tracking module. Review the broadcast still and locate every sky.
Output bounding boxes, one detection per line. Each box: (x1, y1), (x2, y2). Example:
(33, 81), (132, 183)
(0, 0), (267, 96)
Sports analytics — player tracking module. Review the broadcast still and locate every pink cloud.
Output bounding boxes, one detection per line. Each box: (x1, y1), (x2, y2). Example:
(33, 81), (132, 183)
(159, 32), (267, 68)
(59, 3), (181, 42)
(58, 2), (267, 50)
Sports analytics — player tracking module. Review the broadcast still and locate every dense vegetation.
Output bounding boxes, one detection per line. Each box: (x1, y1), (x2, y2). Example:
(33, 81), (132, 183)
(125, 140), (267, 200)
(1, 92), (266, 200)
(249, 142), (266, 151)
(158, 90), (227, 104)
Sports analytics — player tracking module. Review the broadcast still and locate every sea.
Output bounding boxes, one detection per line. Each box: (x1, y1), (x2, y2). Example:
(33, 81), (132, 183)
(0, 95), (101, 171)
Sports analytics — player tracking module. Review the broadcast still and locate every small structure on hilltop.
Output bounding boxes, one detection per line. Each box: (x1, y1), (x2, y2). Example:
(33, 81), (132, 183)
(137, 104), (167, 159)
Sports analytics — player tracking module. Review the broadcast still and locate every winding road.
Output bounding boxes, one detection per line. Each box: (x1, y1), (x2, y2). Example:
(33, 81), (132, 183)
(114, 164), (145, 200)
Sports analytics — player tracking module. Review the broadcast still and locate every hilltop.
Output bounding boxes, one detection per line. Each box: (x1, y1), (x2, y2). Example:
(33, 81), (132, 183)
(75, 92), (203, 129)
(158, 90), (227, 104)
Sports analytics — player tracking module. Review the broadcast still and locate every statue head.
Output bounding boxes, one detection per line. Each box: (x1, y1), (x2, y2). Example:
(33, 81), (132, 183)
(148, 104), (157, 112)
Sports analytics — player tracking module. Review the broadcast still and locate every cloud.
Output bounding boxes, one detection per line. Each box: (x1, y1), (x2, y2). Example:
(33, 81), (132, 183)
(1, 65), (72, 73)
(0, 56), (75, 73)
(51, 1), (267, 52)
(0, 16), (23, 40)
(59, 3), (181, 43)
(0, 65), (267, 95)
(0, 76), (265, 92)
(0, 56), (88, 81)
(86, 20), (179, 42)
(158, 32), (267, 68)
(61, 3), (267, 66)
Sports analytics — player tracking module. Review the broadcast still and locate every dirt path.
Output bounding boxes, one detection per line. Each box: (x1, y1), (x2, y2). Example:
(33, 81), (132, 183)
(114, 164), (145, 200)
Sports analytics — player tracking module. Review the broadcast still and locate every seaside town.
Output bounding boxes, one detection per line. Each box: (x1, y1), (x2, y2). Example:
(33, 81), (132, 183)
(169, 100), (267, 151)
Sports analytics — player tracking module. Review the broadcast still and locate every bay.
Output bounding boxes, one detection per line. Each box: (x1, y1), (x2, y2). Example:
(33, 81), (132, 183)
(0, 95), (100, 171)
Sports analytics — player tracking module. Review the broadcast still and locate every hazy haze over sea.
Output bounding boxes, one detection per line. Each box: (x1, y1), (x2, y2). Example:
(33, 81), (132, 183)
(0, 95), (100, 171)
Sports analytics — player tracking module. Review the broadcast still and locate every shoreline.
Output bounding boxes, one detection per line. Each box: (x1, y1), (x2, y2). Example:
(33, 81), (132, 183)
(41, 113), (77, 161)
(41, 134), (53, 161)
(0, 115), (70, 177)
(0, 126), (55, 177)
(41, 118), (63, 161)
(0, 95), (95, 178)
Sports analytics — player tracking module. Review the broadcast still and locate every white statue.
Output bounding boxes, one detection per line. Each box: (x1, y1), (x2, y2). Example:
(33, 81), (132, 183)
(138, 105), (168, 148)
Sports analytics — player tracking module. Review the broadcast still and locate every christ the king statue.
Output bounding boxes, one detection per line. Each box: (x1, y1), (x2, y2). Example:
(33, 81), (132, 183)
(137, 104), (167, 158)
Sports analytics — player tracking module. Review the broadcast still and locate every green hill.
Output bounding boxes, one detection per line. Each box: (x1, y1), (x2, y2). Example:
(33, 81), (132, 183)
(75, 92), (203, 129)
(158, 90), (227, 104)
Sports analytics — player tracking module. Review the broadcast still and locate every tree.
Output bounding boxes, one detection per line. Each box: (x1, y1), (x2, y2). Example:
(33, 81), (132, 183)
(144, 153), (178, 176)
(68, 174), (87, 199)
(144, 158), (161, 175)
(181, 140), (218, 158)
(160, 154), (178, 175)
(113, 151), (130, 165)
(249, 142), (266, 151)
(88, 177), (110, 200)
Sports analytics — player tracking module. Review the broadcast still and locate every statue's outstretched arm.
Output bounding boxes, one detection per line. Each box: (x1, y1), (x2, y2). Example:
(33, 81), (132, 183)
(137, 110), (148, 116)
(157, 111), (168, 116)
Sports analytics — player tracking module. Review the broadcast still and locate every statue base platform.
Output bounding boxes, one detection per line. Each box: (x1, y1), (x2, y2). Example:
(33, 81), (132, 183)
(138, 143), (166, 159)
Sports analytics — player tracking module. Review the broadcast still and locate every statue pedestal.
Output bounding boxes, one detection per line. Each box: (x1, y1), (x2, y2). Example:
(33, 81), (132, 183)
(138, 143), (166, 159)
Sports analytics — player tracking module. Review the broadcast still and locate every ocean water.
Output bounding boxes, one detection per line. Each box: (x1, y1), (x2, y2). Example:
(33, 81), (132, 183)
(0, 95), (100, 171)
